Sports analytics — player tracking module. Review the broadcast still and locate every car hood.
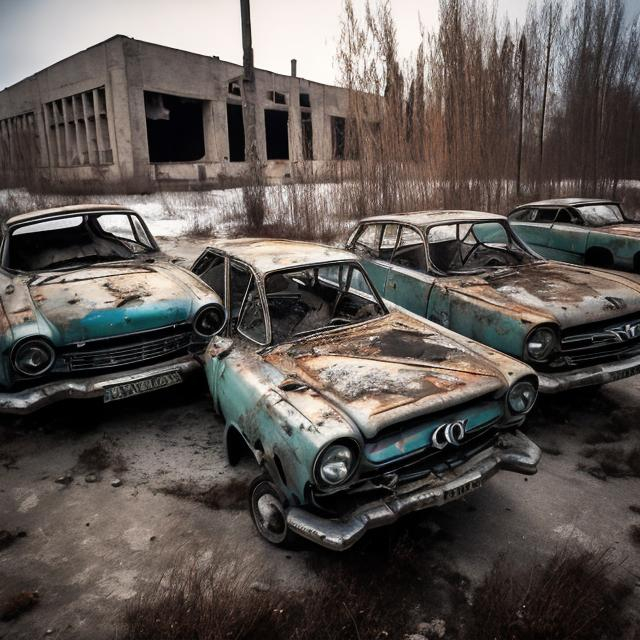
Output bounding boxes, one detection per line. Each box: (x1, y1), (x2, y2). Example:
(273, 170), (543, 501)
(454, 261), (640, 328)
(593, 223), (640, 239)
(262, 312), (509, 439)
(26, 262), (198, 343)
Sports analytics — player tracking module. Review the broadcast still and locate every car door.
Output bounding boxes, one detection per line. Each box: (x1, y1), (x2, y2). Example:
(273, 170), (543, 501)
(545, 208), (589, 264)
(382, 225), (434, 316)
(509, 208), (556, 255)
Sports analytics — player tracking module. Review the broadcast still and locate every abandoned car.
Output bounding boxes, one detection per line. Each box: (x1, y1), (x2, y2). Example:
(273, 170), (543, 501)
(347, 211), (640, 393)
(0, 204), (225, 413)
(509, 198), (640, 273)
(192, 238), (541, 550)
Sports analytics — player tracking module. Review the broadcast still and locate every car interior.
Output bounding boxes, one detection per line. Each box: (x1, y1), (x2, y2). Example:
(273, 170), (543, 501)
(6, 214), (153, 272)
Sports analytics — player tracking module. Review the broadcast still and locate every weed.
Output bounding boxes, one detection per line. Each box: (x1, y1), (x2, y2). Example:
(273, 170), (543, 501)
(76, 440), (128, 474)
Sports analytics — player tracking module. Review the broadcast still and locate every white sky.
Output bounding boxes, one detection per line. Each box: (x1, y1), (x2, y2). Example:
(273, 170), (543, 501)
(0, 0), (638, 91)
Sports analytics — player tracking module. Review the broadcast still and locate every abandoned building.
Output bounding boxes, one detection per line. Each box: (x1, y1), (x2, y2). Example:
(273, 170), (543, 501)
(0, 34), (353, 189)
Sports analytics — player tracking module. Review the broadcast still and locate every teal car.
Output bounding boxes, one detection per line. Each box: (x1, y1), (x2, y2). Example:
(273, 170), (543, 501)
(509, 198), (640, 273)
(0, 205), (225, 413)
(192, 238), (540, 550)
(347, 211), (640, 394)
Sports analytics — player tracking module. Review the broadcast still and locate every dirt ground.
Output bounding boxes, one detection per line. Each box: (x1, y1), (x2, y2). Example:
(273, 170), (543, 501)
(1, 237), (639, 639)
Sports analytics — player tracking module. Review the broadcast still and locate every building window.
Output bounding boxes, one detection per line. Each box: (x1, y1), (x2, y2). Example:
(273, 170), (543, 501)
(0, 112), (41, 173)
(144, 91), (206, 163)
(267, 91), (287, 105)
(264, 109), (289, 160)
(226, 103), (245, 162)
(331, 116), (346, 160)
(299, 93), (311, 108)
(301, 112), (313, 160)
(43, 86), (112, 167)
(228, 81), (241, 96)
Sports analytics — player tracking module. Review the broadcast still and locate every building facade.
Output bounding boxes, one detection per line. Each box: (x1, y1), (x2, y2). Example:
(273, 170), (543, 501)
(0, 35), (353, 189)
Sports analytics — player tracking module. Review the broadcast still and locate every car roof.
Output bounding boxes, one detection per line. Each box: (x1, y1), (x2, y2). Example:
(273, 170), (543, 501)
(205, 238), (359, 274)
(359, 210), (504, 227)
(5, 204), (135, 227)
(512, 197), (619, 209)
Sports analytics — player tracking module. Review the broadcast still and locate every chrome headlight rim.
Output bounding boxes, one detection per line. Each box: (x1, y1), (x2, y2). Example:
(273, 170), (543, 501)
(10, 337), (56, 378)
(507, 378), (538, 414)
(193, 303), (227, 338)
(525, 326), (558, 363)
(313, 438), (360, 489)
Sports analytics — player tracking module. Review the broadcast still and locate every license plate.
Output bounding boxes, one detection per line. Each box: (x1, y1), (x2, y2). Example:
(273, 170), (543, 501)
(443, 478), (482, 502)
(608, 363), (640, 383)
(104, 371), (183, 403)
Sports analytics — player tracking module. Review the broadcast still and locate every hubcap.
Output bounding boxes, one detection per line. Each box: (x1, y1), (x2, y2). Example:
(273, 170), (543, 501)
(253, 487), (287, 543)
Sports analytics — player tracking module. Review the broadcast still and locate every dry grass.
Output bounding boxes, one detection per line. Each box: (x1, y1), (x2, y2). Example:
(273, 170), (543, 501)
(468, 547), (632, 640)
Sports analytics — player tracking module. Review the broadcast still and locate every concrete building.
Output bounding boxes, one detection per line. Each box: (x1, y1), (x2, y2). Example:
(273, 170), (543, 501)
(0, 35), (353, 190)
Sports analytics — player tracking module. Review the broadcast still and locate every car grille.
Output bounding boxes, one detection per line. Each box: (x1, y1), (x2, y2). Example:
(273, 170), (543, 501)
(558, 315), (640, 367)
(63, 325), (193, 372)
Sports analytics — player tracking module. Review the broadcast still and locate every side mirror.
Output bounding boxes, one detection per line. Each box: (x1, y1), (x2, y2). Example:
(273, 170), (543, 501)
(206, 336), (234, 359)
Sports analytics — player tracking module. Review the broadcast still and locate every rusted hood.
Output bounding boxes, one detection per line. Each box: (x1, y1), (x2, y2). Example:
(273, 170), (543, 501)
(458, 262), (640, 328)
(593, 224), (640, 239)
(263, 313), (507, 439)
(26, 262), (197, 343)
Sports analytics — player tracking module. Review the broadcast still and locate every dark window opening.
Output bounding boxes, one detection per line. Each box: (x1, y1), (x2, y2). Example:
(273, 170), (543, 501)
(268, 91), (287, 105)
(301, 111), (313, 160)
(300, 93), (311, 108)
(331, 116), (345, 159)
(226, 103), (245, 162)
(228, 81), (241, 96)
(265, 109), (289, 160)
(144, 91), (205, 163)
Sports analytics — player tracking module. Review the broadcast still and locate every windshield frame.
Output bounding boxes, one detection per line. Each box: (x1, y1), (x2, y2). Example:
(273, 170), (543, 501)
(238, 259), (389, 348)
(1, 211), (159, 273)
(424, 218), (543, 276)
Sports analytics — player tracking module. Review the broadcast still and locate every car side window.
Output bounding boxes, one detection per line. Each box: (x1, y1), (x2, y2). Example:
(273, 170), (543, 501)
(534, 209), (558, 223)
(510, 208), (536, 222)
(237, 277), (267, 344)
(390, 226), (426, 272)
(230, 262), (252, 325)
(352, 225), (380, 257)
(379, 224), (399, 262)
(197, 252), (226, 295)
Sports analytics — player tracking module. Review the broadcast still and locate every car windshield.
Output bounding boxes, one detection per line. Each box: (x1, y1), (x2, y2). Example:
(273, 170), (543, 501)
(427, 221), (537, 274)
(4, 212), (156, 272)
(262, 262), (386, 344)
(577, 204), (624, 226)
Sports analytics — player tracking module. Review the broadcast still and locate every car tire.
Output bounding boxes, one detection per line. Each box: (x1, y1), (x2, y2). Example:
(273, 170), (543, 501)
(248, 474), (299, 548)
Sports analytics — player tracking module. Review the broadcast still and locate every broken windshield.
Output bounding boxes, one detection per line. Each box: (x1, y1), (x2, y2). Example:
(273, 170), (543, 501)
(427, 221), (538, 274)
(261, 262), (386, 344)
(4, 212), (156, 272)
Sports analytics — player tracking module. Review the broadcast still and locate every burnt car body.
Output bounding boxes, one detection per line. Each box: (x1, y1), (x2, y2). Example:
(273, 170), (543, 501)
(192, 238), (540, 550)
(347, 211), (640, 393)
(509, 198), (640, 273)
(0, 205), (225, 413)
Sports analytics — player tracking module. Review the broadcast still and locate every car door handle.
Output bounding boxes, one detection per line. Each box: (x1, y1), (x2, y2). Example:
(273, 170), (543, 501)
(388, 281), (396, 289)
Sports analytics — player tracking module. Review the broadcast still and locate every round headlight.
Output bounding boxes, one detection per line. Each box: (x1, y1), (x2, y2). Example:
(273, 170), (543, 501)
(11, 338), (55, 377)
(507, 380), (538, 414)
(316, 443), (356, 486)
(526, 327), (557, 362)
(194, 304), (226, 337)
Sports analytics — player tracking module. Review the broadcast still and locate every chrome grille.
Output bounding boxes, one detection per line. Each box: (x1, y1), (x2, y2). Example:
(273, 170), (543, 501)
(65, 330), (191, 371)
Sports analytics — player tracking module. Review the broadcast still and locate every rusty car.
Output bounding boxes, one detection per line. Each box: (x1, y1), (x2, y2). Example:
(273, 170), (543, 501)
(0, 204), (225, 413)
(191, 238), (540, 550)
(508, 197), (640, 273)
(346, 210), (640, 393)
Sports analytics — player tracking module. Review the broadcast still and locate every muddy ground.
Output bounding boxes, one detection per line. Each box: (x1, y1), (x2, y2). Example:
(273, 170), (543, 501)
(1, 237), (639, 639)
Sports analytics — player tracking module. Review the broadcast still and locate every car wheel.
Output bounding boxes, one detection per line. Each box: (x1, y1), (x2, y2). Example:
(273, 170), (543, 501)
(248, 474), (298, 547)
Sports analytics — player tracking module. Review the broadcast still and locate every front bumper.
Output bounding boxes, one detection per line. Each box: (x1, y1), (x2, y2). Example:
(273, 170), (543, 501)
(0, 354), (202, 414)
(537, 352), (640, 393)
(286, 430), (540, 551)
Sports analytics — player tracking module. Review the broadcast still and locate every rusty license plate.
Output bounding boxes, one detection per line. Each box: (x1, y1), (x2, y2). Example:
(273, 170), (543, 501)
(443, 478), (482, 502)
(104, 370), (182, 403)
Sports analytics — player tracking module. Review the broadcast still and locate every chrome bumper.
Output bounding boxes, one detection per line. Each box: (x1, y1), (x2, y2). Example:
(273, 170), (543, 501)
(0, 355), (202, 414)
(537, 352), (640, 393)
(286, 430), (541, 551)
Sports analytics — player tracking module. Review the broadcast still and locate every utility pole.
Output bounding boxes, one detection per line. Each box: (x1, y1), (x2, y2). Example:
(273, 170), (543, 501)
(516, 34), (527, 197)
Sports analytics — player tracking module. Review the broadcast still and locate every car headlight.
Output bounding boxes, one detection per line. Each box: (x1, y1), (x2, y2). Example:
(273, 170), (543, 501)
(315, 441), (358, 487)
(507, 380), (538, 414)
(526, 327), (557, 362)
(194, 304), (226, 337)
(11, 338), (55, 377)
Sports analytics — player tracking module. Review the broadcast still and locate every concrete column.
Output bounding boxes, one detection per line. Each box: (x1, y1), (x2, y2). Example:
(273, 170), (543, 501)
(212, 100), (230, 161)
(81, 92), (97, 165)
(202, 101), (219, 161)
(61, 98), (72, 165)
(288, 80), (302, 163)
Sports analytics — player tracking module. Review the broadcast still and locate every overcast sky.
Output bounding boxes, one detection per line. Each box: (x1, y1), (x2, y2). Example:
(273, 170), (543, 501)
(0, 0), (639, 91)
